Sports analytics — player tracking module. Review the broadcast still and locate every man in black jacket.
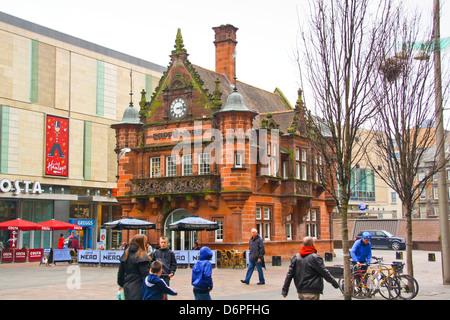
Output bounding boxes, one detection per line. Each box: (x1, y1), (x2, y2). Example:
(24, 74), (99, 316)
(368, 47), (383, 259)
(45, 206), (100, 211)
(241, 228), (265, 285)
(282, 236), (339, 300)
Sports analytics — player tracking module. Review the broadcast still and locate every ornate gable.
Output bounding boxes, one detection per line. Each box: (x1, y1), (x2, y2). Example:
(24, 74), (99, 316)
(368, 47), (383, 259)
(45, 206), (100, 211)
(139, 29), (220, 124)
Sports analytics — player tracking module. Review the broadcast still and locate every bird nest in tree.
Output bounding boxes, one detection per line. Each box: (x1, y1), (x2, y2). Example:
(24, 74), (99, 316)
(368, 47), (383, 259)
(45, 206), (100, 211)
(379, 57), (404, 82)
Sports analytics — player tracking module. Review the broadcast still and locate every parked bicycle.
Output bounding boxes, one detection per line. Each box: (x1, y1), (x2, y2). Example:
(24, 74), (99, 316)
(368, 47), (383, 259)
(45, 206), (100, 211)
(338, 256), (419, 300)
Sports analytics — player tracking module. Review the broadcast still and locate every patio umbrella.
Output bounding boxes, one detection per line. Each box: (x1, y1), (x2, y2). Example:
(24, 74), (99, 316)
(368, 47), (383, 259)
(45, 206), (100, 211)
(103, 217), (156, 230)
(38, 219), (83, 231)
(0, 218), (51, 231)
(168, 216), (219, 231)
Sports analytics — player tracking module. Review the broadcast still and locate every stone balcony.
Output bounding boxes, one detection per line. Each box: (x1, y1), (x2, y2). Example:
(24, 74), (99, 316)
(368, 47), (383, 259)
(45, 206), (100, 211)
(280, 179), (313, 198)
(130, 174), (221, 197)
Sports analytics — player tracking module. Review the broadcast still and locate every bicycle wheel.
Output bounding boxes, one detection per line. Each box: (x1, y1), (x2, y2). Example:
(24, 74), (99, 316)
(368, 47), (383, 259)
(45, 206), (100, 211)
(350, 272), (371, 299)
(396, 274), (419, 300)
(339, 272), (371, 299)
(378, 274), (400, 300)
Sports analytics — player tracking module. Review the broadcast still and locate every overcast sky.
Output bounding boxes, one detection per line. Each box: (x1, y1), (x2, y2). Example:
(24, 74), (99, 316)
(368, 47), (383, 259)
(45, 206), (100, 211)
(1, 0), (448, 110)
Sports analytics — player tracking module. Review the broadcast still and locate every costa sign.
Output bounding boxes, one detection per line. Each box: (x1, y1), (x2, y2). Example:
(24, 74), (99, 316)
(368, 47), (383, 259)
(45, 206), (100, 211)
(0, 179), (42, 195)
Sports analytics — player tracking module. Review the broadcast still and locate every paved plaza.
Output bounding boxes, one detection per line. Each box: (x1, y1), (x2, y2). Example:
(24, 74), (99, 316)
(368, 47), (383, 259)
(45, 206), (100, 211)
(1, 249), (450, 301)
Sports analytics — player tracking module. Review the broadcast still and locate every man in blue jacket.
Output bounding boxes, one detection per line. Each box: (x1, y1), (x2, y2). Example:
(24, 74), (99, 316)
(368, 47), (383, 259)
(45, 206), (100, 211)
(191, 246), (213, 300)
(351, 232), (372, 269)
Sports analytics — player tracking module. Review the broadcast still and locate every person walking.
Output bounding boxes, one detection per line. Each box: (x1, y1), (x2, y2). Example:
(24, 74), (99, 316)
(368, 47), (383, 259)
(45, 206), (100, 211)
(191, 246), (214, 300)
(241, 228), (265, 285)
(282, 236), (339, 300)
(117, 234), (151, 300)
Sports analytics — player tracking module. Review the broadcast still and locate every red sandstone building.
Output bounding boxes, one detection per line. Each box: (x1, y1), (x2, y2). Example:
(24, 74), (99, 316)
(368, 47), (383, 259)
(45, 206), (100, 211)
(112, 25), (335, 259)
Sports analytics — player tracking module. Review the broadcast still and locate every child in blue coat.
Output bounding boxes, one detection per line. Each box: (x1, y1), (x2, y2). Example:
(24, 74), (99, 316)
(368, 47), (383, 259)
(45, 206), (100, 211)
(141, 260), (178, 300)
(191, 246), (213, 300)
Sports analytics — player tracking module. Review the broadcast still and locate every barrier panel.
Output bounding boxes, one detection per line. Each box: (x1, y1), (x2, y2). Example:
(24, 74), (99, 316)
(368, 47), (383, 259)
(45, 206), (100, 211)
(173, 250), (217, 265)
(77, 250), (124, 265)
(1, 249), (13, 263)
(28, 249), (43, 262)
(100, 250), (123, 264)
(38, 249), (218, 266)
(14, 249), (27, 263)
(173, 250), (189, 265)
(73, 250), (216, 266)
(78, 250), (100, 264)
(53, 249), (72, 263)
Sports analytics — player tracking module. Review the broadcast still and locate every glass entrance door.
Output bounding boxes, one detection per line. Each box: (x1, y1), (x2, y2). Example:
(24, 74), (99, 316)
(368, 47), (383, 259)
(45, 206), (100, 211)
(164, 209), (197, 250)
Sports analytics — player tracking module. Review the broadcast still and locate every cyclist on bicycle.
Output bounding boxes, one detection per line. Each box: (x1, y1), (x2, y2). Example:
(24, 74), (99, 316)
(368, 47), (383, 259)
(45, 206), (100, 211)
(351, 232), (372, 270)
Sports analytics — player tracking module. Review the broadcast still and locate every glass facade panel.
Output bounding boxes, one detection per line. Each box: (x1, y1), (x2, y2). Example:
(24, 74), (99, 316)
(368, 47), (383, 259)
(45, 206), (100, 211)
(350, 168), (375, 201)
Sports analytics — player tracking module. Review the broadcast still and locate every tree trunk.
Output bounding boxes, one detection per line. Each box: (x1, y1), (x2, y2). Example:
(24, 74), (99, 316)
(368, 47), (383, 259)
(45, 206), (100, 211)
(404, 204), (414, 277)
(339, 201), (352, 300)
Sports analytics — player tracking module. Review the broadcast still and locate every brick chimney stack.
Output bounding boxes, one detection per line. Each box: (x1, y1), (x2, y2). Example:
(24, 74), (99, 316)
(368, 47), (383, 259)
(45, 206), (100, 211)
(213, 25), (238, 84)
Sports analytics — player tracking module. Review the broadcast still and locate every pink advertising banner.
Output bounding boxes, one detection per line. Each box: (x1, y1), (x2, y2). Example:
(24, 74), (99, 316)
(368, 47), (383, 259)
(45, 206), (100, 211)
(45, 115), (69, 177)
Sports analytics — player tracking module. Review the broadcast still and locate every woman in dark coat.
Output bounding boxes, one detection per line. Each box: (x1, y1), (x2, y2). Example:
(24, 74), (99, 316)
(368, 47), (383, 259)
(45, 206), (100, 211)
(117, 234), (150, 300)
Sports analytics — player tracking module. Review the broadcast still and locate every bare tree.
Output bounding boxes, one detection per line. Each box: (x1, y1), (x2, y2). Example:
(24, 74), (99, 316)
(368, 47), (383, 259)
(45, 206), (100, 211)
(296, 0), (396, 299)
(368, 4), (449, 277)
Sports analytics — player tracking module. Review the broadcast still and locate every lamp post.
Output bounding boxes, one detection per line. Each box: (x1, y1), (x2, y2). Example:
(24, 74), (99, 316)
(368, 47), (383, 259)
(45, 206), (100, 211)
(432, 0), (450, 285)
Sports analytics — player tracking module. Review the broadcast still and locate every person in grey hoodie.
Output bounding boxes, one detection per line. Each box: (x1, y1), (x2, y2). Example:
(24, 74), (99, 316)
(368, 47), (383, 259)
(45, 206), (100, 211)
(191, 246), (213, 300)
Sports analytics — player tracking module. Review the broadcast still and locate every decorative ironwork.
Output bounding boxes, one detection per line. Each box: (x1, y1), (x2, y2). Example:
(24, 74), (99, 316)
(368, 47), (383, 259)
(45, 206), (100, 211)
(131, 175), (220, 196)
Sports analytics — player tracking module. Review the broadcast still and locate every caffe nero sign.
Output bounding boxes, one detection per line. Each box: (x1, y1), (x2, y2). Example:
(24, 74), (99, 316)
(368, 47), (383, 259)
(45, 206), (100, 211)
(0, 179), (43, 195)
(152, 128), (203, 140)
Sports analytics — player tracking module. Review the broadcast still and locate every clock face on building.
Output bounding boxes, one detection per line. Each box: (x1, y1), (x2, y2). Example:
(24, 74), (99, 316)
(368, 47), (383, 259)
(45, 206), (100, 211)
(169, 97), (187, 119)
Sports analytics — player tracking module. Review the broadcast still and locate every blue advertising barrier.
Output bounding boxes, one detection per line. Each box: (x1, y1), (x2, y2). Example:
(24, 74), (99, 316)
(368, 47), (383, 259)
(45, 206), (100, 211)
(75, 250), (217, 266)
(53, 249), (72, 262)
(173, 250), (217, 265)
(77, 250), (124, 264)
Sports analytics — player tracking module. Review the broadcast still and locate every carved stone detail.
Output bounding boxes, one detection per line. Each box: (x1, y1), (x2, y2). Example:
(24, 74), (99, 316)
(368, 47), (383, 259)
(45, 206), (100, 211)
(131, 175), (220, 196)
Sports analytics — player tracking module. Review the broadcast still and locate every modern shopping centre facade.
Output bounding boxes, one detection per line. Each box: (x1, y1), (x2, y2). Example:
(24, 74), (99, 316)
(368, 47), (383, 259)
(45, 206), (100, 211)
(0, 12), (164, 251)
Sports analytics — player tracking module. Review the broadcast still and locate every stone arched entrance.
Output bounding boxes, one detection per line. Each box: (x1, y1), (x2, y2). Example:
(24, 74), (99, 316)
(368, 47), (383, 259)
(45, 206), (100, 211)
(164, 208), (197, 250)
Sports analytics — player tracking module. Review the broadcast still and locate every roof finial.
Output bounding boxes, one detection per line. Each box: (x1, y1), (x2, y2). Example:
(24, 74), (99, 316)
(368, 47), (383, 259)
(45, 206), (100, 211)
(129, 68), (133, 107)
(233, 49), (237, 91)
(172, 28), (188, 56)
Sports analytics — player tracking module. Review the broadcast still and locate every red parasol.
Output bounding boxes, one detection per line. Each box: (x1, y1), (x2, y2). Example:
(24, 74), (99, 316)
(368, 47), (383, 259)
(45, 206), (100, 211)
(0, 218), (51, 231)
(38, 219), (83, 231)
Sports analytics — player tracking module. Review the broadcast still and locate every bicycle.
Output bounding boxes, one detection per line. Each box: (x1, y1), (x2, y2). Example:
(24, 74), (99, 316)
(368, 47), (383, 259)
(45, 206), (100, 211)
(338, 256), (419, 300)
